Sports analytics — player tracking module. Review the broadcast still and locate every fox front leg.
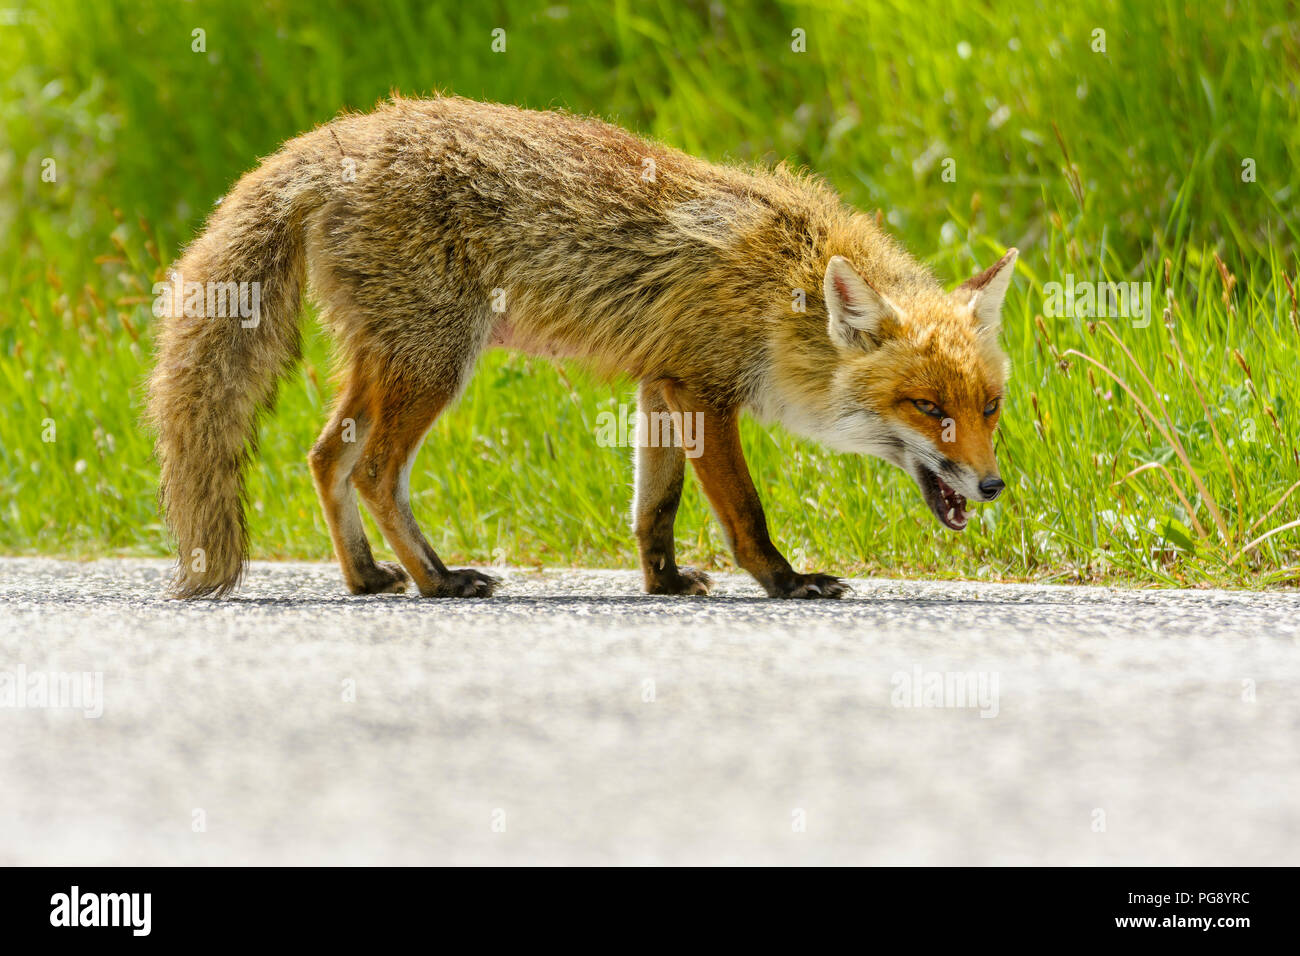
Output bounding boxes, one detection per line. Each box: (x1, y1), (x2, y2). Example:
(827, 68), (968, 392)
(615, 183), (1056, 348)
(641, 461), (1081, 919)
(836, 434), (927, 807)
(632, 379), (712, 596)
(660, 381), (847, 599)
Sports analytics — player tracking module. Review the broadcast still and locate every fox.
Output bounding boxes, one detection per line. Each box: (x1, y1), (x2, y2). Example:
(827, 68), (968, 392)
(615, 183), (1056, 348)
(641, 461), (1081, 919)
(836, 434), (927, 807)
(147, 95), (1017, 601)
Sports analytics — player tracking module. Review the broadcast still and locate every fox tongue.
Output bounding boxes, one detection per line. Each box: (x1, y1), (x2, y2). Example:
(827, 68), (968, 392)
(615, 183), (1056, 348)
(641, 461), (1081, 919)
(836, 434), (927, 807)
(936, 476), (968, 527)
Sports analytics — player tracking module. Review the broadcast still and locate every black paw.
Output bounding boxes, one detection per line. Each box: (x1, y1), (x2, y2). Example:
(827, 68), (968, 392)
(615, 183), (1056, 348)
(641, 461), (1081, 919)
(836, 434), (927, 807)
(349, 561), (410, 595)
(768, 572), (849, 600)
(429, 568), (499, 598)
(647, 566), (713, 596)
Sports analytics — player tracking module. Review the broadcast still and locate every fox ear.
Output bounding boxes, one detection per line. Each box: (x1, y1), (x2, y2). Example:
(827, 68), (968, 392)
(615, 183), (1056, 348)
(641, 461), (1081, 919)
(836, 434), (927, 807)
(958, 248), (1018, 334)
(824, 256), (898, 350)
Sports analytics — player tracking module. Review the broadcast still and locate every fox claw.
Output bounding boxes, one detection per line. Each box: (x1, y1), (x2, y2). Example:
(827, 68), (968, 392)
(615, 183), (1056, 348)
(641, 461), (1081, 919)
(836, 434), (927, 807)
(349, 561), (410, 595)
(647, 566), (713, 596)
(429, 569), (499, 598)
(771, 572), (849, 600)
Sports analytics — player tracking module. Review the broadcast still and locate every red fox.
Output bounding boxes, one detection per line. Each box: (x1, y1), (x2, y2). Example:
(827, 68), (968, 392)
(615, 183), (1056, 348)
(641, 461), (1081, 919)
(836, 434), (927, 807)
(147, 96), (1016, 600)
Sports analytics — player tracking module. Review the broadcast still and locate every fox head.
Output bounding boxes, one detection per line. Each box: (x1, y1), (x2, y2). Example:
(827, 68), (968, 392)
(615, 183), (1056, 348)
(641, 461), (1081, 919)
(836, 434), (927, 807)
(815, 249), (1017, 531)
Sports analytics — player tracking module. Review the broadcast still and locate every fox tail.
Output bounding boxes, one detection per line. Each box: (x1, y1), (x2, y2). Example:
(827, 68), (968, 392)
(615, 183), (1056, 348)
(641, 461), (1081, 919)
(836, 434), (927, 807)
(146, 159), (321, 597)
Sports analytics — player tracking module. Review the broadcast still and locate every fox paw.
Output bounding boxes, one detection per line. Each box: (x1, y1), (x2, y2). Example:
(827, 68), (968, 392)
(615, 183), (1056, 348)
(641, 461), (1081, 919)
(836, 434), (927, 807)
(427, 569), (499, 598)
(647, 566), (713, 596)
(349, 561), (410, 595)
(768, 572), (849, 600)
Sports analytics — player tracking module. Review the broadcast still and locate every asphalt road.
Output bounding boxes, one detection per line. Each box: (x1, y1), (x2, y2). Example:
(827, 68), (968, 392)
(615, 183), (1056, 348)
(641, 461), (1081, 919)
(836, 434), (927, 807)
(2, 556), (1298, 865)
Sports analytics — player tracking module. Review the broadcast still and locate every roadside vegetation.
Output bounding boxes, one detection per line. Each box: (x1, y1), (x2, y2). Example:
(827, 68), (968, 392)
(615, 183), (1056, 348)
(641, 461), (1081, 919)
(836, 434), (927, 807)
(2, 0), (1297, 585)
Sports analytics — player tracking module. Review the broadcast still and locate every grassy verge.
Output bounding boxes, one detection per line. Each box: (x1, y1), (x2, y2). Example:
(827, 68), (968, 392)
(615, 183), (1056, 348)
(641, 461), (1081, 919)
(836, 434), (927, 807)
(2, 0), (1298, 586)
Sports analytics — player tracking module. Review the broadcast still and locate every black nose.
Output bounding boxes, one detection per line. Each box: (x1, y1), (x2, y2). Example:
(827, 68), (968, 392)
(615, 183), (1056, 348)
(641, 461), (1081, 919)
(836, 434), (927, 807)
(979, 477), (1005, 500)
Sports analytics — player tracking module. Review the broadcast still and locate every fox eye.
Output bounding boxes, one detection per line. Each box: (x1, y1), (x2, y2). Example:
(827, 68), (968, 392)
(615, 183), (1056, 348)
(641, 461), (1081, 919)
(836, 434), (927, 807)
(984, 397), (1001, 417)
(911, 399), (944, 418)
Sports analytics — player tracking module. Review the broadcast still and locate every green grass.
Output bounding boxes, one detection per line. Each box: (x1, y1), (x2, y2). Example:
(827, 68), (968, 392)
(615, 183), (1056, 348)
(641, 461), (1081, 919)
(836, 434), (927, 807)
(2, 0), (1298, 586)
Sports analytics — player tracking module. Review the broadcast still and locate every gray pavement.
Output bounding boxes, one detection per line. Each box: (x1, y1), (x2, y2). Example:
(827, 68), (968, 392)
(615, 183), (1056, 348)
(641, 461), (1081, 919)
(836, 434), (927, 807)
(1, 556), (1298, 865)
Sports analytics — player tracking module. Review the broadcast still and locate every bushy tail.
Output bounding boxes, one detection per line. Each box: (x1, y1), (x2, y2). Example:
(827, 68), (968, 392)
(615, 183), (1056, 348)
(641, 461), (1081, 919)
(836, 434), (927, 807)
(147, 162), (318, 597)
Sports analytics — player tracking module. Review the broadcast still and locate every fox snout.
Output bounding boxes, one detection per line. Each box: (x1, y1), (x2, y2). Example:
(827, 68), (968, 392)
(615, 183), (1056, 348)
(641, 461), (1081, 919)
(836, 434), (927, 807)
(978, 475), (1005, 500)
(910, 462), (1004, 532)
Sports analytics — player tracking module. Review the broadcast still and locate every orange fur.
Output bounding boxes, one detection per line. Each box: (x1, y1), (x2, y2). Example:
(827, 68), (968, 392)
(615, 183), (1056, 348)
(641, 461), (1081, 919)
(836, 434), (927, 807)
(146, 96), (1016, 599)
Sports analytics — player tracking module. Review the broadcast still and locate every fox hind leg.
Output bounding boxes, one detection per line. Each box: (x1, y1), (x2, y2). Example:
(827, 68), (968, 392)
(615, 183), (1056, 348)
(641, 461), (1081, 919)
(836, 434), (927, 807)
(632, 379), (711, 596)
(351, 373), (497, 598)
(308, 368), (409, 594)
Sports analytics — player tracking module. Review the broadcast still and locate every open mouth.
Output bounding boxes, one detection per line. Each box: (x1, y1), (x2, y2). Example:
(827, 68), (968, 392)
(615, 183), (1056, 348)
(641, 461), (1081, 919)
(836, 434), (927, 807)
(917, 465), (968, 531)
